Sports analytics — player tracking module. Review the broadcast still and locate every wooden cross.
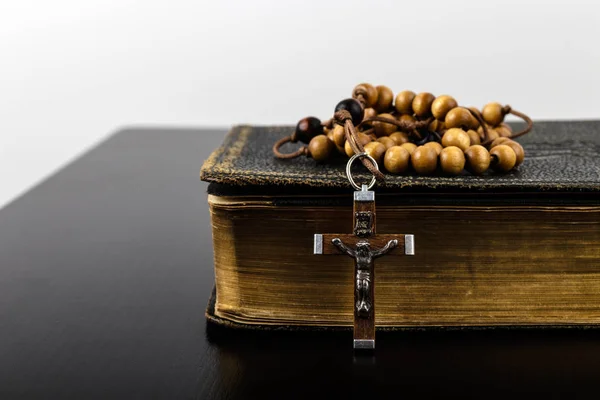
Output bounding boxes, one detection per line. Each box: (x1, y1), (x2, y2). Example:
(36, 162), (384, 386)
(313, 185), (415, 350)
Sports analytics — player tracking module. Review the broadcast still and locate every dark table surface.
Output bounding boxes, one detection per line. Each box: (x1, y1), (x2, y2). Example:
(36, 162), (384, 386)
(2, 128), (600, 399)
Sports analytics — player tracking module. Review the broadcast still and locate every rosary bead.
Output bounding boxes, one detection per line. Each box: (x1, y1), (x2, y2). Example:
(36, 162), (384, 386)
(363, 107), (377, 123)
(384, 146), (411, 174)
(344, 132), (373, 157)
(490, 144), (517, 172)
(294, 117), (323, 143)
(394, 90), (416, 114)
(335, 98), (364, 126)
(466, 129), (481, 145)
(352, 83), (379, 108)
(332, 125), (346, 147)
(400, 142), (417, 154)
(442, 128), (471, 151)
(377, 136), (396, 149)
(374, 85), (394, 113)
(389, 131), (410, 145)
(412, 92), (436, 117)
(485, 129), (500, 142)
(429, 119), (445, 132)
(445, 107), (475, 130)
(431, 95), (458, 120)
(440, 146), (466, 175)
(411, 145), (438, 175)
(503, 140), (525, 166)
(500, 122), (513, 133)
(373, 113), (398, 137)
(464, 145), (491, 175)
(423, 141), (443, 155)
(495, 126), (512, 137)
(482, 102), (504, 126)
(364, 141), (387, 165)
(308, 135), (334, 162)
(491, 137), (511, 147)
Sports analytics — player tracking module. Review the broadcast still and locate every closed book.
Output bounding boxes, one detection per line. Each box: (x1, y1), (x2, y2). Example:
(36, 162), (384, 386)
(200, 121), (600, 330)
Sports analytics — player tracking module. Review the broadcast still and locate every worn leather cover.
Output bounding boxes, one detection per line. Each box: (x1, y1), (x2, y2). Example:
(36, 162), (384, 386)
(200, 121), (600, 195)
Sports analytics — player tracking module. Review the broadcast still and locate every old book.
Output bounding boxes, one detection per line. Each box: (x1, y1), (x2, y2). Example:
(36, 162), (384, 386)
(200, 121), (600, 330)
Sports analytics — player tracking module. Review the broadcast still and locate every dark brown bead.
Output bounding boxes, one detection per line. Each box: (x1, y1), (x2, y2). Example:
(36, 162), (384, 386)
(411, 145), (438, 175)
(465, 145), (490, 175)
(440, 146), (465, 175)
(374, 85), (394, 113)
(412, 92), (435, 117)
(308, 135), (334, 162)
(294, 117), (323, 143)
(335, 98), (364, 126)
(394, 90), (416, 114)
(490, 144), (517, 172)
(431, 95), (458, 120)
(384, 146), (411, 174)
(352, 83), (378, 108)
(482, 102), (504, 126)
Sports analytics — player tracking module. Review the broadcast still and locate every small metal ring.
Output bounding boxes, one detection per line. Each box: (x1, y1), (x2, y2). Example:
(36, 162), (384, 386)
(345, 153), (378, 191)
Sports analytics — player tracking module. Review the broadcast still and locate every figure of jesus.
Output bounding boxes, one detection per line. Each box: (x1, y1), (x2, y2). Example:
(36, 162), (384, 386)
(331, 238), (398, 318)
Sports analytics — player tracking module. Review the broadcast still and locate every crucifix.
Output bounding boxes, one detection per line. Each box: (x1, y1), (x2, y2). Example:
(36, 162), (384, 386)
(313, 153), (415, 350)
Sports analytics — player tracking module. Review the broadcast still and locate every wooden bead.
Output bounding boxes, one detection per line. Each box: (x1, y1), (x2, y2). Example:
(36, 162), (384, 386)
(400, 142), (417, 154)
(335, 98), (364, 126)
(412, 92), (435, 117)
(398, 114), (416, 124)
(464, 145), (491, 175)
(326, 128), (335, 142)
(308, 135), (334, 162)
(294, 117), (323, 143)
(332, 125), (346, 147)
(389, 132), (410, 145)
(466, 129), (481, 145)
(429, 119), (445, 132)
(440, 146), (465, 176)
(411, 145), (438, 175)
(374, 85), (394, 113)
(423, 141), (443, 155)
(431, 95), (458, 120)
(485, 129), (500, 142)
(500, 122), (513, 133)
(344, 133), (372, 157)
(384, 146), (411, 174)
(373, 113), (397, 137)
(490, 144), (517, 172)
(352, 83), (378, 108)
(363, 107), (377, 123)
(482, 102), (504, 126)
(496, 126), (512, 137)
(394, 90), (416, 114)
(442, 128), (470, 151)
(445, 107), (475, 130)
(377, 136), (396, 149)
(491, 137), (511, 148)
(364, 141), (387, 165)
(503, 140), (525, 166)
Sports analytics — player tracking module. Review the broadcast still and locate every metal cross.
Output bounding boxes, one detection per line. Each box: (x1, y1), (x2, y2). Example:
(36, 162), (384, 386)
(313, 184), (415, 350)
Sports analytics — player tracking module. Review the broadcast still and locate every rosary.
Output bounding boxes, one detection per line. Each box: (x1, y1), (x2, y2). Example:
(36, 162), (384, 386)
(273, 83), (534, 350)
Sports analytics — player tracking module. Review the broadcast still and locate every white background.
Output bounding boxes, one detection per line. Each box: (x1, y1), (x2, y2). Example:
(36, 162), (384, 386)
(1, 0), (599, 208)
